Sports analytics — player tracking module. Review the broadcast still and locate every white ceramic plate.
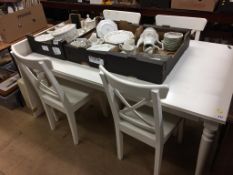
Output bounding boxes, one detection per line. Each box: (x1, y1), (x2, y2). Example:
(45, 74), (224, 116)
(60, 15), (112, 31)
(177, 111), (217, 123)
(104, 30), (134, 45)
(35, 34), (54, 42)
(164, 32), (183, 39)
(87, 44), (115, 52)
(96, 20), (118, 38)
(52, 24), (76, 36)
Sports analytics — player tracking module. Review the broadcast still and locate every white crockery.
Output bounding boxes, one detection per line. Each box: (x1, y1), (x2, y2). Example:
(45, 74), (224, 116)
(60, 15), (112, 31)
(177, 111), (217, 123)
(87, 44), (116, 52)
(137, 27), (163, 52)
(35, 34), (54, 43)
(164, 32), (183, 40)
(96, 20), (118, 38)
(104, 30), (134, 45)
(52, 24), (77, 42)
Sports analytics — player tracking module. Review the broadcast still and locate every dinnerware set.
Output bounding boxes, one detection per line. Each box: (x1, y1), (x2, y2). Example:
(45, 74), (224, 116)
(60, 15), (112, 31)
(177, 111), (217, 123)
(35, 18), (184, 55)
(162, 32), (183, 51)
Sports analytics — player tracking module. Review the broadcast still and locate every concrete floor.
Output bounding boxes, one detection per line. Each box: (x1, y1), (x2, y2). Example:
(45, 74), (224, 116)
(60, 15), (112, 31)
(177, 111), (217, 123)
(0, 104), (205, 175)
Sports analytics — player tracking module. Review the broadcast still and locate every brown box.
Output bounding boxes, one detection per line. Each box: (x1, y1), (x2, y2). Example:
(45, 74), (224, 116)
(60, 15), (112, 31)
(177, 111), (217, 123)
(171, 0), (218, 12)
(0, 4), (47, 43)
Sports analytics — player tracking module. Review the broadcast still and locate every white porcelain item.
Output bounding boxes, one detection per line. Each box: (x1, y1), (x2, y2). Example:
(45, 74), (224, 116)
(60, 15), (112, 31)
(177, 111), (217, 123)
(70, 38), (91, 48)
(96, 19), (118, 38)
(164, 32), (183, 40)
(104, 30), (134, 45)
(87, 44), (115, 52)
(137, 27), (161, 48)
(83, 14), (96, 31)
(35, 34), (54, 43)
(52, 24), (77, 42)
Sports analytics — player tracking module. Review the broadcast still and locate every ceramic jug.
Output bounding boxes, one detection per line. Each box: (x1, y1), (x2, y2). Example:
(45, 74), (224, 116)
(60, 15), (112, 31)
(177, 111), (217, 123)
(136, 27), (163, 51)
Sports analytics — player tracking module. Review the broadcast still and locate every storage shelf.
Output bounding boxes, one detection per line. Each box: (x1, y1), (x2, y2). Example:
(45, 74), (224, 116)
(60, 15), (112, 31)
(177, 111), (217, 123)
(0, 0), (20, 2)
(40, 1), (233, 24)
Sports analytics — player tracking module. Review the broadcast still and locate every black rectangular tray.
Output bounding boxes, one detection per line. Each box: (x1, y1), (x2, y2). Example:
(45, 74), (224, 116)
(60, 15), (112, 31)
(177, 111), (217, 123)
(64, 24), (190, 84)
(27, 35), (67, 60)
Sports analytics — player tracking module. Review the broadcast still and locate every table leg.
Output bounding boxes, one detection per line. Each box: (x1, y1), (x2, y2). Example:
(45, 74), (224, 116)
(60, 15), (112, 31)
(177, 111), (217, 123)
(195, 121), (219, 175)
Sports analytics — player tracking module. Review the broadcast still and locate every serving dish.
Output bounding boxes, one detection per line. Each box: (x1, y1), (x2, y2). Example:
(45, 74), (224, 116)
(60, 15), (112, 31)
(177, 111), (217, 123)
(104, 30), (134, 45)
(34, 34), (54, 43)
(52, 24), (77, 42)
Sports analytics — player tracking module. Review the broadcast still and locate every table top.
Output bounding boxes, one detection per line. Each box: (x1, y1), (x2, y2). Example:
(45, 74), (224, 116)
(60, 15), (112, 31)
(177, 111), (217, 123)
(12, 40), (233, 124)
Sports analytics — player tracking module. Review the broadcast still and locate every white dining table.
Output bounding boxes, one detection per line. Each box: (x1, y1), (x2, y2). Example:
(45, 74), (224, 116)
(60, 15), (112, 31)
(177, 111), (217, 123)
(12, 39), (233, 175)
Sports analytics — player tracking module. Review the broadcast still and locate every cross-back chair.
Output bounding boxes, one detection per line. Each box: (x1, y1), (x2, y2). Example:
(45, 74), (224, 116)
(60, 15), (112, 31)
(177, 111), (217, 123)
(99, 65), (183, 175)
(12, 53), (92, 145)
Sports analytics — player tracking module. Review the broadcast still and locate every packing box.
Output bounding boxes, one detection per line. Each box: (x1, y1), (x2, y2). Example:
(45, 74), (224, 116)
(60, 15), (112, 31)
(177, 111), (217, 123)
(171, 0), (218, 12)
(0, 4), (47, 43)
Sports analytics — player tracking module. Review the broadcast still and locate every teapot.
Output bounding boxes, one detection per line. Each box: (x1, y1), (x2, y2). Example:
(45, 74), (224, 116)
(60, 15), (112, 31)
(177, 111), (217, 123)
(82, 14), (96, 31)
(136, 27), (163, 52)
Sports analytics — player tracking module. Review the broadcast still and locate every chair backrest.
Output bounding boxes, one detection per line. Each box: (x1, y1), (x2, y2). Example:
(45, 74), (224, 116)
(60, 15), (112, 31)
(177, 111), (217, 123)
(99, 65), (169, 140)
(103, 9), (141, 24)
(155, 14), (207, 40)
(12, 52), (66, 104)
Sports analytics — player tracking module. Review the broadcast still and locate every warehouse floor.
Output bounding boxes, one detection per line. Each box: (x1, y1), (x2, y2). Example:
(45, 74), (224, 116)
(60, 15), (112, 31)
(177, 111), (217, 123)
(0, 104), (230, 175)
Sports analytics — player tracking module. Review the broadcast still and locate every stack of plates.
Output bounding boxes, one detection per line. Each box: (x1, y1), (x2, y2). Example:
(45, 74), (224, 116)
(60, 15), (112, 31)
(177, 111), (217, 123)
(162, 32), (183, 52)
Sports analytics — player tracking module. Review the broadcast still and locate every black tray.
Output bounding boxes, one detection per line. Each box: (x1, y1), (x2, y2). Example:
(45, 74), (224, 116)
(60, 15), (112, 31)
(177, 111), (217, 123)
(64, 23), (190, 84)
(27, 35), (67, 60)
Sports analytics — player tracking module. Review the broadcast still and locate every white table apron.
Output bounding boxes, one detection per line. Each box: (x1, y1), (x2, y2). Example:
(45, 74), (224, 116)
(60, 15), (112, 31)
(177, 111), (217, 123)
(13, 40), (233, 175)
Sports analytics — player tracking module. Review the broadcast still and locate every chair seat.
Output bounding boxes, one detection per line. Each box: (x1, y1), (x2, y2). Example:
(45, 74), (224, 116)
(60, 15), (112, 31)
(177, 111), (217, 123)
(119, 106), (181, 145)
(41, 84), (91, 112)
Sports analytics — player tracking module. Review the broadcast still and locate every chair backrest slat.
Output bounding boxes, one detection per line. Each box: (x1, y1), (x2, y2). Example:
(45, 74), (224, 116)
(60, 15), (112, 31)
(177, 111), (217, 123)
(103, 9), (141, 25)
(155, 15), (207, 40)
(12, 52), (66, 103)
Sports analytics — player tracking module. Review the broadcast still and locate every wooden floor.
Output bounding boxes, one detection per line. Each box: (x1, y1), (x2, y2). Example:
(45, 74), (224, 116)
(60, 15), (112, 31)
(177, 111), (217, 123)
(0, 104), (226, 175)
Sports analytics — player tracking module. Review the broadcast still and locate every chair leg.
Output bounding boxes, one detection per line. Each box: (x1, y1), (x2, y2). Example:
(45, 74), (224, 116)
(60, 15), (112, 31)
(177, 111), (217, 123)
(154, 144), (164, 175)
(96, 94), (109, 117)
(116, 129), (123, 160)
(43, 104), (56, 130)
(51, 108), (59, 122)
(177, 119), (184, 143)
(66, 110), (79, 145)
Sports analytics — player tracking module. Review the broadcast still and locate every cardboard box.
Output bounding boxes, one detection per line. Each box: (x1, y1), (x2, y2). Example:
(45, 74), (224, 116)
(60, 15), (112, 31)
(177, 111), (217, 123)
(0, 4), (47, 43)
(171, 0), (218, 12)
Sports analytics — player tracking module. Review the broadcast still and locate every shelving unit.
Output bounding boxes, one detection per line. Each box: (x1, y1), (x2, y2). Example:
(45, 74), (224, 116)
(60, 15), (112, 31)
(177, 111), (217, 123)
(40, 1), (233, 44)
(40, 0), (233, 24)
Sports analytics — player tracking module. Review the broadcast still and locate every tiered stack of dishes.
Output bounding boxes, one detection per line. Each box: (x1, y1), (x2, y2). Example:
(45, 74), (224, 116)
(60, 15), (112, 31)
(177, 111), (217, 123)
(162, 32), (183, 51)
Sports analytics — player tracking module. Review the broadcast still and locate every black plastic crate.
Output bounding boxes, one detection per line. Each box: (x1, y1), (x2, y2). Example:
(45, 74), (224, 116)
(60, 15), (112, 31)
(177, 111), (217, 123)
(0, 89), (22, 109)
(27, 35), (67, 60)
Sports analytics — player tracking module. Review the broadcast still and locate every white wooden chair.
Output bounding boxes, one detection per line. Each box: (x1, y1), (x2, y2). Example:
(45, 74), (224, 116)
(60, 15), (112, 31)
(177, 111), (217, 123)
(155, 14), (207, 40)
(99, 65), (183, 175)
(103, 9), (141, 24)
(13, 54), (92, 145)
